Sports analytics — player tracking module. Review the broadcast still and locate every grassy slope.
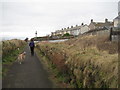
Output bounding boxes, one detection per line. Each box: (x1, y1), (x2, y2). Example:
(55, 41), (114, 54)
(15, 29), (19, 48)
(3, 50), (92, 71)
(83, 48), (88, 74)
(35, 48), (72, 88)
(2, 39), (26, 77)
(36, 35), (118, 88)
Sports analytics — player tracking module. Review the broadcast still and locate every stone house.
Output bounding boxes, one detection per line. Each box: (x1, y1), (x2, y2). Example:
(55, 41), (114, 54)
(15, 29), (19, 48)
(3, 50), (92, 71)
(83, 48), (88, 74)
(114, 15), (120, 28)
(80, 24), (90, 34)
(53, 25), (81, 36)
(113, 1), (120, 28)
(89, 19), (113, 30)
(52, 23), (90, 36)
(69, 25), (81, 36)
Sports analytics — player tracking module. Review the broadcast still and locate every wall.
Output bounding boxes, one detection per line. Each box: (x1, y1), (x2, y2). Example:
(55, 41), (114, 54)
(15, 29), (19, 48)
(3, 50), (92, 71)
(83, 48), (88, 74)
(114, 18), (120, 27)
(85, 29), (110, 36)
(80, 25), (89, 34)
(70, 29), (80, 36)
(89, 23), (96, 30)
(85, 28), (120, 41)
(112, 35), (120, 41)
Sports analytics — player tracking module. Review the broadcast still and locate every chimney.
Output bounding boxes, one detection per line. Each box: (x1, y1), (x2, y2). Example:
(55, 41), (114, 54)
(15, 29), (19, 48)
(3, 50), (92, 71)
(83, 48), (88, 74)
(91, 19), (93, 23)
(105, 18), (108, 23)
(62, 28), (63, 30)
(67, 27), (69, 29)
(76, 25), (78, 27)
(81, 23), (84, 25)
(71, 26), (73, 28)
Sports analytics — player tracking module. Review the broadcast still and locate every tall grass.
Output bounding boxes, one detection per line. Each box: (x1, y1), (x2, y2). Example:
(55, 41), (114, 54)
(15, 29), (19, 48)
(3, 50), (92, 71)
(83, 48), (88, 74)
(36, 34), (118, 88)
(2, 39), (26, 59)
(2, 39), (26, 77)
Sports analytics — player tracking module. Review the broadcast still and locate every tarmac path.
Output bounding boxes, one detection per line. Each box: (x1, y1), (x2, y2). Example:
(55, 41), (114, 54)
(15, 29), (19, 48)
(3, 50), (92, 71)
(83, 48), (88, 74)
(2, 45), (53, 88)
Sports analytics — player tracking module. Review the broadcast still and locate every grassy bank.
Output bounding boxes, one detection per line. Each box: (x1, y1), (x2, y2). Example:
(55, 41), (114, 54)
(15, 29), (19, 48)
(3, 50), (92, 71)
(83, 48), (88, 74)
(35, 48), (72, 88)
(36, 34), (118, 88)
(2, 39), (26, 77)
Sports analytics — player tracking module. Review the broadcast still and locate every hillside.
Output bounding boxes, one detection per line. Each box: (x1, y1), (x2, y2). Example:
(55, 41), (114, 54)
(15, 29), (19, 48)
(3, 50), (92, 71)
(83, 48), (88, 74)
(36, 34), (118, 88)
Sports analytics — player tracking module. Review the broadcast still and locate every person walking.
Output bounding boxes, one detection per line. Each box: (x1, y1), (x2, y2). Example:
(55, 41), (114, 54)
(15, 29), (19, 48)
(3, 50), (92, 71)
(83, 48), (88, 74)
(29, 38), (35, 56)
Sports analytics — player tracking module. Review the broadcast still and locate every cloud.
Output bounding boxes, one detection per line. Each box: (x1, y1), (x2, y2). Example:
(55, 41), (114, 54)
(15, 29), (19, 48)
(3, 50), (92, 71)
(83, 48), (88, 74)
(0, 0), (118, 39)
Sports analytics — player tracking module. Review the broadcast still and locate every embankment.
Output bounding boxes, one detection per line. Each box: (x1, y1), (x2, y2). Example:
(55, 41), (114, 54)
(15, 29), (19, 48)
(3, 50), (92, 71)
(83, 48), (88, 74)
(36, 35), (118, 88)
(2, 39), (26, 76)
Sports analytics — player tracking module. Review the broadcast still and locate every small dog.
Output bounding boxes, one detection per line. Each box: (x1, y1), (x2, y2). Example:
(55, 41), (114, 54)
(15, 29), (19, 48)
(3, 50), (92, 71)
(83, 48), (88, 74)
(17, 52), (26, 64)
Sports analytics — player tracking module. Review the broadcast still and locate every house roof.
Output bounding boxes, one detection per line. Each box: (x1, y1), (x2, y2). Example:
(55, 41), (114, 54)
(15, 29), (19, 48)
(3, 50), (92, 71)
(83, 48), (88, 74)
(84, 27), (108, 34)
(63, 25), (81, 31)
(114, 15), (120, 20)
(91, 21), (113, 27)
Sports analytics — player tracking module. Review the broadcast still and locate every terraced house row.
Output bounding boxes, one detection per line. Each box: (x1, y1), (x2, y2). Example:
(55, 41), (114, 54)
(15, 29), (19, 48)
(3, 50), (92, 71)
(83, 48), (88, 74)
(51, 23), (89, 36)
(51, 19), (113, 36)
(51, 1), (120, 36)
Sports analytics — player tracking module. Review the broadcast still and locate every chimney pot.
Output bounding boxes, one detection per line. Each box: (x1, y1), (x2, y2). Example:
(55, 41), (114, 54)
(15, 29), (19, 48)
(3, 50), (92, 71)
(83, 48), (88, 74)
(91, 19), (93, 23)
(105, 18), (108, 23)
(71, 26), (73, 28)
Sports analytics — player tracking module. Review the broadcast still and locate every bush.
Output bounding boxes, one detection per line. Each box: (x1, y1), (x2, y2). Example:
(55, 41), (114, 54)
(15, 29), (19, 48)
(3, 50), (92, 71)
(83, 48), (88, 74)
(63, 33), (70, 37)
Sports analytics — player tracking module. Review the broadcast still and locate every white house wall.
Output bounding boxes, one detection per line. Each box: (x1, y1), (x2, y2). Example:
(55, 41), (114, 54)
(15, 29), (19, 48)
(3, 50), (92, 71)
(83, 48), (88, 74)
(89, 23), (96, 30)
(71, 29), (80, 36)
(80, 26), (89, 34)
(114, 19), (118, 27)
(114, 19), (120, 28)
(118, 19), (120, 28)
(66, 30), (71, 34)
(77, 29), (81, 35)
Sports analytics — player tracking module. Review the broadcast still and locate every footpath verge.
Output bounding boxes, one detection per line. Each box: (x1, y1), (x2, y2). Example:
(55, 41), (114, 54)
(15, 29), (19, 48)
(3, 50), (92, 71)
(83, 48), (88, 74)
(2, 39), (26, 77)
(35, 35), (118, 88)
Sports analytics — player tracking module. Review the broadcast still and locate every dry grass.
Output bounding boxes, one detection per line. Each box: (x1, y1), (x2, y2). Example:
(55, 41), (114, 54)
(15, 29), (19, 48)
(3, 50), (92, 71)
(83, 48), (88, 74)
(2, 39), (26, 77)
(36, 34), (118, 88)
(2, 39), (26, 58)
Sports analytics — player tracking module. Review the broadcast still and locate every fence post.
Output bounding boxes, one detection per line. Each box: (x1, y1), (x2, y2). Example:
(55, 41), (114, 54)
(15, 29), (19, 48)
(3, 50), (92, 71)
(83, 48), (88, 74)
(110, 27), (113, 41)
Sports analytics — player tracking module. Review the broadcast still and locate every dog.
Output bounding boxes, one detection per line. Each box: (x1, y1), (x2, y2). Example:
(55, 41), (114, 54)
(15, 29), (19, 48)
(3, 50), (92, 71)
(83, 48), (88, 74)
(17, 52), (26, 64)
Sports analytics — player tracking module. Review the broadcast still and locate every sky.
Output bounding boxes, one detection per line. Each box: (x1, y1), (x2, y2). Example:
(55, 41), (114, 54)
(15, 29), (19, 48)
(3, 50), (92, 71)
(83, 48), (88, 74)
(0, 0), (119, 40)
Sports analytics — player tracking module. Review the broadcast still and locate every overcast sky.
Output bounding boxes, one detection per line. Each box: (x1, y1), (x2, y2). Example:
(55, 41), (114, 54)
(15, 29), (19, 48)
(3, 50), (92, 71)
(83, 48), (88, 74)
(0, 0), (119, 40)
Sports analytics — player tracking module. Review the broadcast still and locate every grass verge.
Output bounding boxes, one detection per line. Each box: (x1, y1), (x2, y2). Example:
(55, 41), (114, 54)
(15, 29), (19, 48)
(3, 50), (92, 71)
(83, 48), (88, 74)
(2, 45), (26, 77)
(35, 48), (72, 88)
(35, 34), (118, 88)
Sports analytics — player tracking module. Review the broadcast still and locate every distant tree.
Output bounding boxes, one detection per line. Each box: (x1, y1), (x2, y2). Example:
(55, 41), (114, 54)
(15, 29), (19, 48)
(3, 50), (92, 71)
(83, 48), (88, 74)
(63, 33), (70, 37)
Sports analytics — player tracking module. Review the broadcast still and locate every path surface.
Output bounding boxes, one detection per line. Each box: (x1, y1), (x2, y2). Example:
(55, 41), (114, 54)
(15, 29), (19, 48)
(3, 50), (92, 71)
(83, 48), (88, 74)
(2, 45), (53, 88)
